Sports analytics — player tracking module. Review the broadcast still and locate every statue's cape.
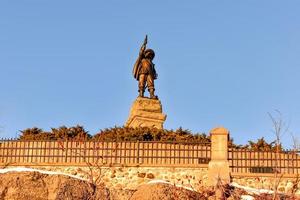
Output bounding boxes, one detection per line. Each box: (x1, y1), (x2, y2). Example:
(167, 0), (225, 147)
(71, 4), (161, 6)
(132, 56), (142, 80)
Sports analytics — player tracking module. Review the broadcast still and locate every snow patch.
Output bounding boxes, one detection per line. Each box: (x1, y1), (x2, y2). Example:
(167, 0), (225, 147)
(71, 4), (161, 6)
(0, 167), (88, 181)
(241, 195), (255, 200)
(230, 182), (274, 195)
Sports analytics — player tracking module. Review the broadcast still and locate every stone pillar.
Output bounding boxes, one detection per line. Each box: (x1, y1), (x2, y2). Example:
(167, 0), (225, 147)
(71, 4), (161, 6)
(208, 127), (230, 186)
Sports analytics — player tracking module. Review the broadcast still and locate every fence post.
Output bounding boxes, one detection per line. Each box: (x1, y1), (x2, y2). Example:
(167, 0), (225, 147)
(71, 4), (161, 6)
(137, 140), (140, 164)
(208, 127), (230, 186)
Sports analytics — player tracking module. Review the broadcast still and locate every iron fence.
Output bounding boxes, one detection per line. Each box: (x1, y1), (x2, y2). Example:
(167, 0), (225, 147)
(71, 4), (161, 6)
(229, 148), (300, 174)
(2, 138), (300, 174)
(0, 139), (211, 167)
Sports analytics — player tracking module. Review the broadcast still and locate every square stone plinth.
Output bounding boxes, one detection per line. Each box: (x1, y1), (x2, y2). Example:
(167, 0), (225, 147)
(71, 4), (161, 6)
(125, 97), (167, 129)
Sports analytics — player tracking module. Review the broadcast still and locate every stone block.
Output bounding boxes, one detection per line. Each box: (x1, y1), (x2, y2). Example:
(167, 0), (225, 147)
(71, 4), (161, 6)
(208, 160), (230, 186)
(137, 172), (146, 178)
(210, 127), (229, 160)
(146, 173), (155, 179)
(125, 97), (167, 129)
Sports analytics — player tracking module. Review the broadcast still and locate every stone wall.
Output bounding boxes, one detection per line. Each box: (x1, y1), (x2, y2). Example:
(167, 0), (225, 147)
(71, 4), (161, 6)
(26, 166), (209, 191)
(232, 174), (300, 195)
(4, 166), (300, 197)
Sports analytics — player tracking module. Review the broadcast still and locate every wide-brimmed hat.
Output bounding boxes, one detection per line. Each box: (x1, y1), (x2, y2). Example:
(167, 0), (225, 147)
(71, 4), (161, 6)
(144, 49), (155, 58)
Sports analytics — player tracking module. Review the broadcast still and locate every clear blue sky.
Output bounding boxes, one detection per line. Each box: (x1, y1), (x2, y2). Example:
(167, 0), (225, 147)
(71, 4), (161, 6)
(0, 1), (299, 148)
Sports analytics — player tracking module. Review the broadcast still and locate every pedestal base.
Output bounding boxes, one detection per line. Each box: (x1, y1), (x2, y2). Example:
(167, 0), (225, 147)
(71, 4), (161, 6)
(125, 97), (167, 129)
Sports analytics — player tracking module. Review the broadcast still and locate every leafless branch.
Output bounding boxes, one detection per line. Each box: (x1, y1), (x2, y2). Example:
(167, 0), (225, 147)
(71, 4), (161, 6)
(267, 110), (288, 200)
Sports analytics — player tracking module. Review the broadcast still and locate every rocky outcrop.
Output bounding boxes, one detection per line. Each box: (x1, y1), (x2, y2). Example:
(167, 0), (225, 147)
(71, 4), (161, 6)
(129, 183), (204, 200)
(3, 168), (298, 200)
(0, 171), (109, 200)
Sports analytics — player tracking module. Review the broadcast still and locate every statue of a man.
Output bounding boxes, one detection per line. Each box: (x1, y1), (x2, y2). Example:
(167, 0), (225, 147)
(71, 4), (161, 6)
(132, 36), (158, 99)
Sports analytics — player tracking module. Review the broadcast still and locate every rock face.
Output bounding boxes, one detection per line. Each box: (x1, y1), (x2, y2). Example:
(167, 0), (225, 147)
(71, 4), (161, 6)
(125, 97), (167, 129)
(0, 171), (109, 200)
(130, 183), (204, 200)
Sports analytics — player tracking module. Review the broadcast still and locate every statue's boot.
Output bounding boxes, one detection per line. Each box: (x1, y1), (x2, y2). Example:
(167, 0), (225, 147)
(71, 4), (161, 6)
(149, 89), (158, 99)
(139, 89), (144, 98)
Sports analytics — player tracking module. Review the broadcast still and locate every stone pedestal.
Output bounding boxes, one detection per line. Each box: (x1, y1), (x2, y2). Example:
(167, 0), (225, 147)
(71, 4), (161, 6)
(125, 97), (167, 129)
(208, 127), (230, 186)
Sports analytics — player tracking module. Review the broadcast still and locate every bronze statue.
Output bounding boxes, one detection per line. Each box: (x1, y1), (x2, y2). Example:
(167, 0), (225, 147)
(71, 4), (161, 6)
(132, 35), (158, 99)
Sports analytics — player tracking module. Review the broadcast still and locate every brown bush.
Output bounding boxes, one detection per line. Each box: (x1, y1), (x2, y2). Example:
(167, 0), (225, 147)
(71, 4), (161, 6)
(92, 126), (210, 143)
(18, 126), (210, 143)
(19, 125), (91, 141)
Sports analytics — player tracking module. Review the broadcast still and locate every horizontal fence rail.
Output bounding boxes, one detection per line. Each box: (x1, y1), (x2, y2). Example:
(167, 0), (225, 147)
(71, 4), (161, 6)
(229, 148), (300, 174)
(0, 139), (211, 167)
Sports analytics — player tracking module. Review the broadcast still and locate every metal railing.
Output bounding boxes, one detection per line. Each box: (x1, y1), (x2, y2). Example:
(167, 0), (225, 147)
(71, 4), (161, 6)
(229, 148), (300, 174)
(2, 138), (300, 174)
(0, 139), (211, 167)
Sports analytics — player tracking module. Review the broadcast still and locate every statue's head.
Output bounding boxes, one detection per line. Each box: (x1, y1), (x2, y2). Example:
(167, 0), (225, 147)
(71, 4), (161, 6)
(144, 49), (155, 60)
